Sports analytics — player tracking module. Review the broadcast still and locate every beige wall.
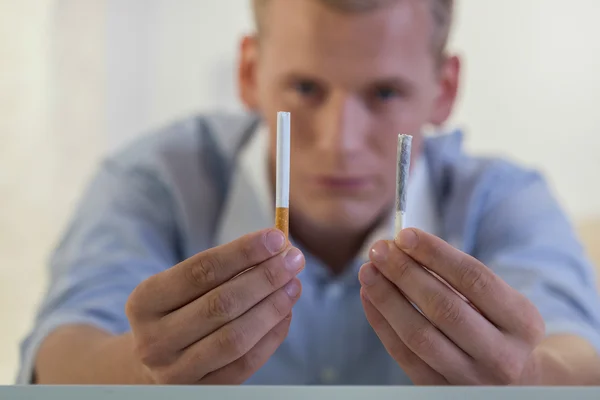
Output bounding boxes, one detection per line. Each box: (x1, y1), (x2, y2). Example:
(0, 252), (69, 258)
(1, 0), (599, 385)
(1, 0), (53, 383)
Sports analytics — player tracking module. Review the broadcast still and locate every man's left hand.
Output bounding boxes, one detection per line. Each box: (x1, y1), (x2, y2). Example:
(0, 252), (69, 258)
(359, 228), (546, 385)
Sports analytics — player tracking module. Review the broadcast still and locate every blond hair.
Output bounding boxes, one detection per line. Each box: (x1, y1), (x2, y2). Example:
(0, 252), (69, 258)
(251, 0), (454, 58)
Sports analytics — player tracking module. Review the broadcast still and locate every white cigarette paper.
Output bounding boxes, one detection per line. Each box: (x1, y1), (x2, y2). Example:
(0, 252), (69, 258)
(395, 134), (413, 237)
(276, 112), (291, 209)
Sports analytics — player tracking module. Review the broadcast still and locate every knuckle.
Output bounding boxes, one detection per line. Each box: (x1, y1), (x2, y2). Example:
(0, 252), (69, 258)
(405, 325), (436, 354)
(493, 358), (523, 384)
(430, 293), (463, 325)
(237, 350), (261, 374)
(520, 307), (546, 344)
(217, 325), (248, 356)
(134, 332), (167, 368)
(276, 315), (293, 334)
(386, 337), (409, 359)
(387, 341), (421, 370)
(125, 284), (145, 318)
(188, 255), (220, 287)
(395, 256), (413, 281)
(271, 292), (293, 318)
(206, 291), (238, 319)
(487, 344), (526, 385)
(262, 263), (284, 289)
(366, 280), (391, 304)
(430, 243), (446, 265)
(240, 240), (256, 264)
(458, 263), (489, 294)
(363, 302), (385, 329)
(387, 340), (405, 359)
(126, 278), (158, 318)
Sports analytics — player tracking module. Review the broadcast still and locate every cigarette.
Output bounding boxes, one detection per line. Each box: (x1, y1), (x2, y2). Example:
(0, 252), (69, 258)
(275, 111), (291, 238)
(395, 134), (412, 237)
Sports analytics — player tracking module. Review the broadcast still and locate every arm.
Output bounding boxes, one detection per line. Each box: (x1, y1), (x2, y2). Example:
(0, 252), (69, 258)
(19, 160), (179, 384)
(35, 325), (150, 384)
(358, 162), (600, 385)
(473, 167), (600, 385)
(26, 158), (303, 385)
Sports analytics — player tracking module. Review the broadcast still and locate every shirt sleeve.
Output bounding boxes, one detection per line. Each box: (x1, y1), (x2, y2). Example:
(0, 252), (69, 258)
(472, 163), (600, 354)
(15, 160), (180, 384)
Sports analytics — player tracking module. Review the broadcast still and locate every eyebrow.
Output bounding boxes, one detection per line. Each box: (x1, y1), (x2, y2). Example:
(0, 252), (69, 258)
(280, 72), (326, 86)
(280, 72), (417, 95)
(367, 77), (416, 95)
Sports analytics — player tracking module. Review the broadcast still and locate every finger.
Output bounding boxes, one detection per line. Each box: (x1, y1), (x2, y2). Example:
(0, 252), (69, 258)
(394, 229), (535, 333)
(360, 288), (447, 385)
(369, 241), (505, 362)
(359, 263), (480, 384)
(173, 278), (302, 381)
(200, 313), (292, 384)
(161, 247), (304, 350)
(139, 229), (288, 314)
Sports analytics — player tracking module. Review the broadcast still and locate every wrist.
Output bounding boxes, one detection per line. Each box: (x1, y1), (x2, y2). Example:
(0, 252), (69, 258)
(105, 332), (156, 385)
(35, 325), (155, 384)
(89, 331), (155, 385)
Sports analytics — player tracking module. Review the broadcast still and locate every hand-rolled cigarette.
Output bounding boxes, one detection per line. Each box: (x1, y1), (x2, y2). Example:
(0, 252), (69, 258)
(275, 111), (291, 238)
(395, 134), (412, 237)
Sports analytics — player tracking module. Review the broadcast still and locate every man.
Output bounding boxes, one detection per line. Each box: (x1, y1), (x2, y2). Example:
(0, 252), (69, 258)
(18, 0), (600, 385)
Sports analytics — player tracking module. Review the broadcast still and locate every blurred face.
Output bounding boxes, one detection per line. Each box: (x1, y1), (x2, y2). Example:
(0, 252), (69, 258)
(238, 0), (459, 235)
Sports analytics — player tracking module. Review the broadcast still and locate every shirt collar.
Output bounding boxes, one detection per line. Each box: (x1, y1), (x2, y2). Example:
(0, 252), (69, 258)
(214, 125), (273, 248)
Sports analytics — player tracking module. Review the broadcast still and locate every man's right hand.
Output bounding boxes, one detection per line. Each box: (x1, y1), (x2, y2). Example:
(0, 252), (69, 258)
(125, 228), (304, 385)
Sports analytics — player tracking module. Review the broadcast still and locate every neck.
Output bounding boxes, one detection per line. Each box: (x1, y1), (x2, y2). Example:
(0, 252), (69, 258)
(288, 213), (363, 275)
(289, 209), (387, 275)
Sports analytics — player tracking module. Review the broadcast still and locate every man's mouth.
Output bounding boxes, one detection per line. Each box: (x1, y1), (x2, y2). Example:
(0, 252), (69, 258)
(313, 175), (373, 191)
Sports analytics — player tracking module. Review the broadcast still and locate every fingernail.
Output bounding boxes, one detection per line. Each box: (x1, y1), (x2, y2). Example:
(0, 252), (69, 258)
(285, 280), (300, 297)
(396, 228), (418, 250)
(359, 263), (380, 286)
(284, 248), (304, 271)
(370, 241), (389, 263)
(266, 230), (286, 254)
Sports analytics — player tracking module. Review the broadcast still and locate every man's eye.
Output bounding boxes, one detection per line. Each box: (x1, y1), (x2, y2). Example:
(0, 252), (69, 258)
(294, 81), (319, 96)
(373, 86), (399, 101)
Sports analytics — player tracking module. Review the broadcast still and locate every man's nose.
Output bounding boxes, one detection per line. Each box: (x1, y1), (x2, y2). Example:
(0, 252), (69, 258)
(316, 93), (368, 156)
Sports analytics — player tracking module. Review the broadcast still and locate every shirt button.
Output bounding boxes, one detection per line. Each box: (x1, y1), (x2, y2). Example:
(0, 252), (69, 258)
(320, 367), (338, 384)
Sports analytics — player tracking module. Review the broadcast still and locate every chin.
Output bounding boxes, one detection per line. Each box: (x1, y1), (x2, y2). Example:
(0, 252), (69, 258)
(294, 198), (383, 234)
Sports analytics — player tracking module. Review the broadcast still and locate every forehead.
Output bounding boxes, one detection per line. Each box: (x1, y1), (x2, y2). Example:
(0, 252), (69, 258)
(259, 0), (435, 80)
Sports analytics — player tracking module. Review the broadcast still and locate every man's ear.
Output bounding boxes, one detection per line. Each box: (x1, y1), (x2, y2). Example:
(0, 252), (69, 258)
(238, 35), (260, 111)
(429, 55), (461, 126)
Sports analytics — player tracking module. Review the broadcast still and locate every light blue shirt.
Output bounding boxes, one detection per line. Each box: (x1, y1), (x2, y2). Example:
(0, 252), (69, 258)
(17, 113), (600, 384)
